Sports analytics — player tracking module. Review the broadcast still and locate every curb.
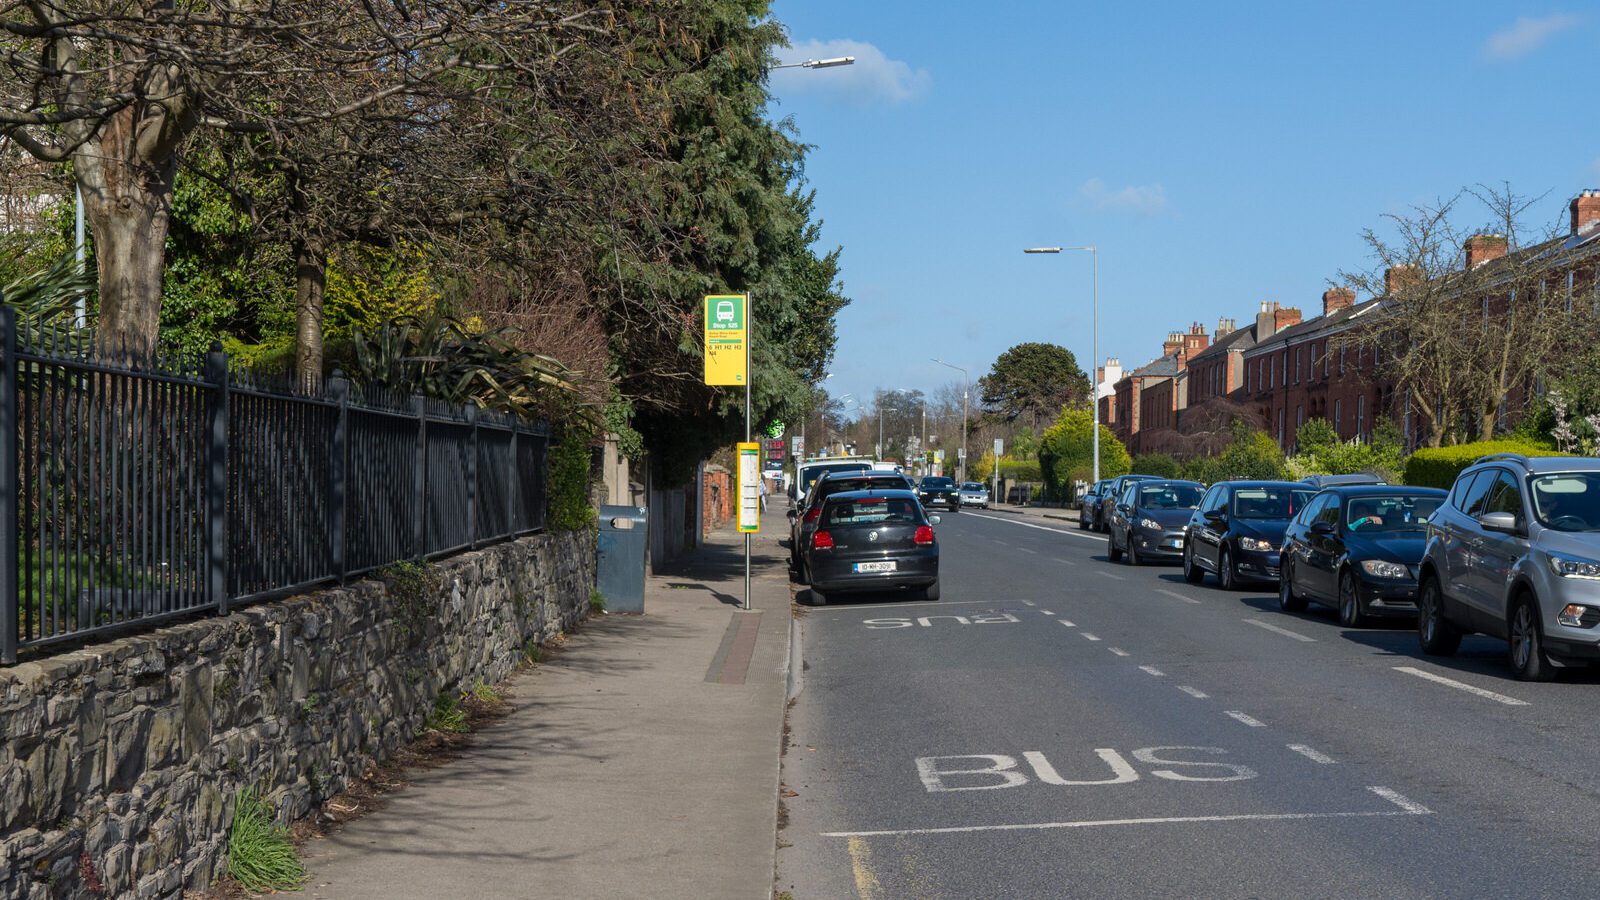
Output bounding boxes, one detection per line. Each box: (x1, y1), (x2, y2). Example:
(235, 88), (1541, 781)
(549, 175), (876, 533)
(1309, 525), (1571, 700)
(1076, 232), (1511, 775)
(786, 617), (803, 701)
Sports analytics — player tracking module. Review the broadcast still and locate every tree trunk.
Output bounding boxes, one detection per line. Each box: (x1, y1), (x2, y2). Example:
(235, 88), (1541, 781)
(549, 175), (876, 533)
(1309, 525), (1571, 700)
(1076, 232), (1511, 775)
(76, 146), (176, 362)
(293, 237), (328, 390)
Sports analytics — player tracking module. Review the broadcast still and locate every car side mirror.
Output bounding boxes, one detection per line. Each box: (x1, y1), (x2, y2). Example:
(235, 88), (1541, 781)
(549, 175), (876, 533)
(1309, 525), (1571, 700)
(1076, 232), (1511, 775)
(929, 515), (942, 525)
(786, 508), (797, 520)
(1310, 521), (1334, 535)
(1206, 512), (1227, 526)
(1477, 511), (1519, 534)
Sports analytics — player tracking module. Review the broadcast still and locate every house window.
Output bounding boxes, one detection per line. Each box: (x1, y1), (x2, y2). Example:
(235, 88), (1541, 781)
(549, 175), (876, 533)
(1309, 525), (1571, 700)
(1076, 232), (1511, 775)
(1296, 405), (1304, 430)
(1357, 394), (1366, 439)
(1278, 407), (1286, 443)
(1339, 343), (1346, 375)
(1294, 348), (1301, 384)
(1334, 398), (1342, 434)
(1568, 271), (1576, 313)
(1323, 344), (1329, 379)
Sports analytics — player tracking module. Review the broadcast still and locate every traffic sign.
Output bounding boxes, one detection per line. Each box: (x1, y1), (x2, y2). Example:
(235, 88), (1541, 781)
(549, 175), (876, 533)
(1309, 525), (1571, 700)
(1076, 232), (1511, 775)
(703, 294), (748, 385)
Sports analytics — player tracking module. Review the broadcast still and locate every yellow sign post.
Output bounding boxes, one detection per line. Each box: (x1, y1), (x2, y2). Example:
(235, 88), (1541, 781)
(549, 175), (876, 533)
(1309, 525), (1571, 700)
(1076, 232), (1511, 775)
(703, 294), (748, 386)
(736, 443), (761, 534)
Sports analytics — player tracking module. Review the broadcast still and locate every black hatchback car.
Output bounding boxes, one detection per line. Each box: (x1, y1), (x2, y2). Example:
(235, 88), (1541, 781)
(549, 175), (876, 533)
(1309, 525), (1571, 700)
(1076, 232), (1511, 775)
(789, 471), (915, 569)
(1279, 486), (1447, 626)
(803, 489), (941, 603)
(1107, 480), (1205, 565)
(916, 476), (962, 511)
(1183, 481), (1316, 589)
(1097, 474), (1160, 533)
(1079, 480), (1112, 531)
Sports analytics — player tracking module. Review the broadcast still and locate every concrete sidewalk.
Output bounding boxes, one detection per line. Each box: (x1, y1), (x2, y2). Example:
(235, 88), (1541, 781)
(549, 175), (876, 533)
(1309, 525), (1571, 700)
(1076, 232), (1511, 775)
(305, 509), (794, 900)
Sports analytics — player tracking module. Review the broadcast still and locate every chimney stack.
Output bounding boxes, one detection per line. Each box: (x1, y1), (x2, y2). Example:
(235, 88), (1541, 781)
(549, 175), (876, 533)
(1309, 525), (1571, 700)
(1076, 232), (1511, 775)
(1216, 316), (1235, 338)
(1274, 305), (1303, 332)
(1384, 265), (1418, 296)
(1322, 287), (1355, 316)
(1163, 331), (1183, 357)
(1464, 233), (1508, 268)
(1184, 321), (1210, 355)
(1572, 190), (1600, 236)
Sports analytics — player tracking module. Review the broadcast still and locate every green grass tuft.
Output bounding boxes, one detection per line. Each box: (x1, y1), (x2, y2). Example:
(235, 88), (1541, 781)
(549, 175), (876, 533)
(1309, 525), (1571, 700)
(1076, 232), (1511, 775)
(425, 692), (468, 733)
(469, 680), (501, 704)
(227, 786), (306, 892)
(589, 588), (606, 614)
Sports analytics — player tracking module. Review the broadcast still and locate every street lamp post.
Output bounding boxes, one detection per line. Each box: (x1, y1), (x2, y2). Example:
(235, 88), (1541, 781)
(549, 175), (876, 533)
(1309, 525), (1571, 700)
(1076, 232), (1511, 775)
(1025, 245), (1100, 487)
(932, 358), (969, 482)
(770, 56), (856, 70)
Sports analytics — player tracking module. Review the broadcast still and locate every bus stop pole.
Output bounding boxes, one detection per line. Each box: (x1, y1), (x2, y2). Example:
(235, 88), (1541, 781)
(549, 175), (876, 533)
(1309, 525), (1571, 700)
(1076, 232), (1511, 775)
(744, 291), (753, 611)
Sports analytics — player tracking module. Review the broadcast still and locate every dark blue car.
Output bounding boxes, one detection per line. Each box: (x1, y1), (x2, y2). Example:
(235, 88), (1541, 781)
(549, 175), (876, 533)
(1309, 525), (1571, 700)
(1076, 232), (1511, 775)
(1183, 481), (1316, 589)
(1278, 485), (1448, 626)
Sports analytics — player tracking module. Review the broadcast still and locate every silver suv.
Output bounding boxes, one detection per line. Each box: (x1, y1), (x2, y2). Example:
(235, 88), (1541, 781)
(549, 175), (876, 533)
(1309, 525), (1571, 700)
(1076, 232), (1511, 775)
(1417, 453), (1600, 680)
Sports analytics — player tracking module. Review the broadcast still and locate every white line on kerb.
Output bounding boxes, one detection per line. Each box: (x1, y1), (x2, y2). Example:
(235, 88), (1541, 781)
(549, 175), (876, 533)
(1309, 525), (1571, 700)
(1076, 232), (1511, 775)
(1368, 786), (1432, 815)
(1242, 618), (1316, 642)
(1177, 685), (1209, 699)
(1096, 571), (1125, 581)
(1392, 666), (1529, 706)
(1081, 632), (1102, 642)
(1108, 647), (1130, 657)
(1155, 589), (1201, 605)
(1057, 619), (1076, 627)
(1288, 744), (1336, 764)
(964, 512), (1108, 542)
(1226, 710), (1266, 727)
(1138, 665), (1166, 677)
(820, 807), (1429, 838)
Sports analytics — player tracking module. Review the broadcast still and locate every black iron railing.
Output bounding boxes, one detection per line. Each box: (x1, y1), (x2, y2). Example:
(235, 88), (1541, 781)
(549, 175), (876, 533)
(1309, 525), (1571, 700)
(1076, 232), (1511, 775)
(0, 306), (550, 663)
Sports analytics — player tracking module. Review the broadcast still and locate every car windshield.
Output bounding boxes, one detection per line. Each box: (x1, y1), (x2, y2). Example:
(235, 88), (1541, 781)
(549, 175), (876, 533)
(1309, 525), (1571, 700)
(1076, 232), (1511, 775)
(1138, 484), (1203, 509)
(802, 463), (869, 492)
(1344, 493), (1442, 533)
(961, 483), (986, 491)
(1231, 487), (1314, 519)
(922, 478), (956, 489)
(820, 477), (899, 499)
(823, 497), (922, 526)
(1530, 473), (1600, 532)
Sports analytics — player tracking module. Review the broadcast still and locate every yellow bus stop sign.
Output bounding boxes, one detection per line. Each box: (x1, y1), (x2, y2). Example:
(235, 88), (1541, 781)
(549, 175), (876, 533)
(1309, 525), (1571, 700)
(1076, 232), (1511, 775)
(704, 294), (748, 386)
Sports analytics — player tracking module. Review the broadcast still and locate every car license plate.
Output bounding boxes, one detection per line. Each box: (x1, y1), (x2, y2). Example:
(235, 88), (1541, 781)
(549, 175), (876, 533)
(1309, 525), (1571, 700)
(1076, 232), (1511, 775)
(1167, 538), (1184, 549)
(854, 561), (896, 573)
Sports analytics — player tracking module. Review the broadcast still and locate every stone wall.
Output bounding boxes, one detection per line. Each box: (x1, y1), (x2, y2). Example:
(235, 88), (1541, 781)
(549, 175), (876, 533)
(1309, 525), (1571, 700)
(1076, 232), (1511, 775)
(0, 529), (595, 899)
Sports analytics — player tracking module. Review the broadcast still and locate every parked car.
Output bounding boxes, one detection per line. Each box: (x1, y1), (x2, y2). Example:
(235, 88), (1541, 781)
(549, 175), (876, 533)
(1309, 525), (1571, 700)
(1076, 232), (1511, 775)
(1080, 480), (1112, 531)
(1183, 481), (1316, 589)
(1301, 473), (1388, 489)
(958, 482), (990, 509)
(1098, 474), (1161, 533)
(1107, 480), (1205, 565)
(1417, 453), (1600, 680)
(789, 470), (916, 569)
(792, 458), (872, 507)
(803, 489), (941, 603)
(916, 476), (962, 511)
(1279, 485), (1447, 626)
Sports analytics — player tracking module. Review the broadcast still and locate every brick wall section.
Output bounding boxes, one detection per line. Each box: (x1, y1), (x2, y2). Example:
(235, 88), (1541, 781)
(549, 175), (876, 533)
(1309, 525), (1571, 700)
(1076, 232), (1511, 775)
(702, 468), (734, 534)
(0, 529), (595, 898)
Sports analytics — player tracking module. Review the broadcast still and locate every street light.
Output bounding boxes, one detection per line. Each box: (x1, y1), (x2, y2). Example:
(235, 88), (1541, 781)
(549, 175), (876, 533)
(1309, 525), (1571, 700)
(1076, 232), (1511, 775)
(771, 56), (856, 69)
(932, 358), (969, 482)
(1024, 245), (1100, 486)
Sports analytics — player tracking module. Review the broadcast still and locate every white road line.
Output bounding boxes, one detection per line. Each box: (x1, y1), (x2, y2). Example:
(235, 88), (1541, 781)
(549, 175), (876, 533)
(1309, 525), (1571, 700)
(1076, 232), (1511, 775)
(1081, 632), (1102, 642)
(1040, 609), (1055, 616)
(1096, 571), (1125, 581)
(821, 807), (1429, 838)
(1057, 619), (1076, 627)
(1019, 547), (1039, 555)
(1138, 665), (1166, 677)
(1022, 600), (1036, 606)
(1368, 786), (1432, 815)
(1242, 618), (1317, 642)
(1155, 589), (1201, 605)
(807, 599), (1004, 612)
(1288, 744), (1336, 764)
(1177, 685), (1209, 699)
(964, 512), (1107, 542)
(1225, 710), (1266, 727)
(1392, 666), (1530, 707)
(1108, 647), (1130, 656)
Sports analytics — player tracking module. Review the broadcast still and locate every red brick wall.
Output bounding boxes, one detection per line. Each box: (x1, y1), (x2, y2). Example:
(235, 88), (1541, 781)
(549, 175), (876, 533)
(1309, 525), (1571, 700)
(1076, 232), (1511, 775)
(702, 469), (734, 534)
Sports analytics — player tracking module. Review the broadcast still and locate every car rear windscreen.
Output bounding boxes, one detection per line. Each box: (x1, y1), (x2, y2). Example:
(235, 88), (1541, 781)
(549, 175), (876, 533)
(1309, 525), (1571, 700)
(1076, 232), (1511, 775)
(823, 497), (921, 526)
(802, 463), (870, 491)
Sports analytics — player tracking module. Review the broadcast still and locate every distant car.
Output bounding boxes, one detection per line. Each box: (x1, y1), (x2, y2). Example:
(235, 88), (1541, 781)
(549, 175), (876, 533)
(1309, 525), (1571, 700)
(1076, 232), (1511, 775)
(803, 489), (941, 603)
(958, 482), (990, 508)
(1279, 486), (1447, 626)
(1301, 473), (1388, 489)
(1098, 474), (1161, 533)
(792, 458), (873, 508)
(1080, 479), (1112, 531)
(1183, 481), (1316, 589)
(1107, 480), (1205, 566)
(916, 476), (962, 511)
(789, 470), (916, 570)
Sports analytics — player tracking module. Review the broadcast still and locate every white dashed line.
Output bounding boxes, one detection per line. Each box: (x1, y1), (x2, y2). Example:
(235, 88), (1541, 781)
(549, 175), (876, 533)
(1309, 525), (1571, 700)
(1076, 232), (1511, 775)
(1392, 666), (1529, 706)
(1019, 548), (1039, 555)
(1177, 685), (1209, 699)
(1057, 619), (1076, 627)
(1081, 632), (1102, 642)
(1096, 572), (1125, 581)
(1022, 600), (1036, 606)
(1288, 744), (1336, 764)
(1041, 609), (1055, 616)
(1155, 589), (1201, 605)
(821, 806), (1428, 838)
(1108, 647), (1130, 657)
(1242, 618), (1316, 642)
(1138, 665), (1166, 677)
(1368, 786), (1431, 815)
(1225, 710), (1266, 727)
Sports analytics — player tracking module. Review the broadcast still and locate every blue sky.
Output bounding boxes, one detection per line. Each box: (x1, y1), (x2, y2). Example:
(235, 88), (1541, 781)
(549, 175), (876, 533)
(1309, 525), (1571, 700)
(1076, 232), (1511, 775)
(766, 1), (1598, 414)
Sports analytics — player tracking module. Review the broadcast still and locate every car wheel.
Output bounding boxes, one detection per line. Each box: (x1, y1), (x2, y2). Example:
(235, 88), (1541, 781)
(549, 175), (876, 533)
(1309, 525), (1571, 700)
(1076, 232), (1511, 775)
(1108, 531), (1124, 563)
(1417, 577), (1461, 656)
(1278, 562), (1307, 612)
(808, 587), (827, 606)
(1079, 512), (1089, 530)
(921, 580), (941, 602)
(1337, 570), (1367, 628)
(1183, 544), (1205, 584)
(1218, 546), (1237, 591)
(1509, 597), (1555, 682)
(1127, 541), (1140, 566)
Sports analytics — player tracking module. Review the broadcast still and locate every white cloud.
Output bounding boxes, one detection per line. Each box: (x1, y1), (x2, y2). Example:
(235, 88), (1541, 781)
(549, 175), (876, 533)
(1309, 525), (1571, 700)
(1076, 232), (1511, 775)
(771, 39), (930, 104)
(1484, 13), (1583, 60)
(1079, 178), (1168, 215)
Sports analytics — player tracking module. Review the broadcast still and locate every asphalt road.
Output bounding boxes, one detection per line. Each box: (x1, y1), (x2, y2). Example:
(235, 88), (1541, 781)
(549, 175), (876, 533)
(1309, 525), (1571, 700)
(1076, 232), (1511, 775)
(776, 509), (1600, 898)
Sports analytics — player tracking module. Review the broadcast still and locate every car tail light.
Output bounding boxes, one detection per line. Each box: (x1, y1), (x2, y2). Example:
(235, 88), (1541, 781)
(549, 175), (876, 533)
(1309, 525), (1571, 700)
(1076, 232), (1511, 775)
(812, 531), (834, 550)
(804, 506), (821, 524)
(914, 526), (935, 545)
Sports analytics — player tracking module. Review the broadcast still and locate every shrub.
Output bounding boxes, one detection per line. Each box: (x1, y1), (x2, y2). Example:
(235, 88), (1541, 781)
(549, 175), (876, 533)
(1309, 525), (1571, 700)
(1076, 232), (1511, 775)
(1130, 452), (1182, 479)
(227, 787), (306, 892)
(549, 425), (597, 532)
(1403, 439), (1566, 489)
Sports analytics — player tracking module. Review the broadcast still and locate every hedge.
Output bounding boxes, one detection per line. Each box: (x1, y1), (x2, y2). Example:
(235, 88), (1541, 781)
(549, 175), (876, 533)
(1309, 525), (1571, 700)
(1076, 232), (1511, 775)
(1402, 439), (1566, 489)
(999, 458), (1043, 482)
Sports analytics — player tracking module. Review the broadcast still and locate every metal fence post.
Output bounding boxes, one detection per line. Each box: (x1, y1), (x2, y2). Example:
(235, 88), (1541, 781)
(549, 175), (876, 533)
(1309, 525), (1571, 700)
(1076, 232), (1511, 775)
(204, 342), (229, 615)
(328, 370), (349, 582)
(1, 305), (18, 664)
(508, 425), (520, 533)
(465, 404), (478, 549)
(412, 394), (426, 559)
